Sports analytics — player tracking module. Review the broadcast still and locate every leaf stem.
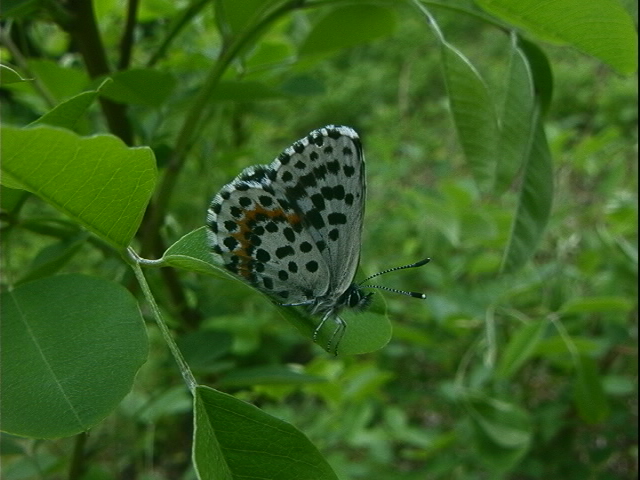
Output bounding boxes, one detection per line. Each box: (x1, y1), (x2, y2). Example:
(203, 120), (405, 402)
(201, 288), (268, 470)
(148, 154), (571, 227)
(126, 247), (197, 394)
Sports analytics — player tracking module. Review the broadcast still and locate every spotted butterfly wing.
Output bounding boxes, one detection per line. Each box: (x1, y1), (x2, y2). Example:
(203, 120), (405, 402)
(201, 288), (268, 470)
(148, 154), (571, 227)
(206, 126), (365, 346)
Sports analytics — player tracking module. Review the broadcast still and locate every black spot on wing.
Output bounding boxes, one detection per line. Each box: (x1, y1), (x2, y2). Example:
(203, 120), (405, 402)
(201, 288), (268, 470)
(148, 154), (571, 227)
(310, 193), (325, 211)
(276, 245), (295, 259)
(283, 227), (295, 242)
(223, 236), (238, 250)
(305, 209), (325, 229)
(300, 241), (312, 253)
(256, 249), (271, 263)
(328, 212), (347, 225)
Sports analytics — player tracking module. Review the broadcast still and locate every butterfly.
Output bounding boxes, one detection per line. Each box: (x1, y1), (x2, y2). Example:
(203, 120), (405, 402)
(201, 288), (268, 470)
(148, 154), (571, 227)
(206, 125), (429, 354)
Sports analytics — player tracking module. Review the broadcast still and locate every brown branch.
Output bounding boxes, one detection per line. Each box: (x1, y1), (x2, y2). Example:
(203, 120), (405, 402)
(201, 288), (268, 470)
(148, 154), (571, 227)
(63, 0), (133, 144)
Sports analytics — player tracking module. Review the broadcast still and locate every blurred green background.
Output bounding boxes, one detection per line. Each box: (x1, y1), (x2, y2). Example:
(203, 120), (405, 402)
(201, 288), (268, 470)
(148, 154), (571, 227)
(0, 1), (636, 479)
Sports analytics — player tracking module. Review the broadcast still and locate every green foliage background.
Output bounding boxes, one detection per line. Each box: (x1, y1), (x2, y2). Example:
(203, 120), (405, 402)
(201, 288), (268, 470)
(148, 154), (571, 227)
(0, 1), (637, 479)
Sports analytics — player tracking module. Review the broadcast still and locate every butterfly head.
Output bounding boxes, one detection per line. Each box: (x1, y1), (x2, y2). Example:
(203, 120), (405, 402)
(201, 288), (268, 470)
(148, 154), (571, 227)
(338, 284), (374, 310)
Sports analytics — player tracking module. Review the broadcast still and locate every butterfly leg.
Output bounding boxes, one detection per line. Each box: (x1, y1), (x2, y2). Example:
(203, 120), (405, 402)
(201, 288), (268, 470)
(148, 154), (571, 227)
(327, 316), (347, 356)
(313, 311), (346, 354)
(312, 311), (331, 343)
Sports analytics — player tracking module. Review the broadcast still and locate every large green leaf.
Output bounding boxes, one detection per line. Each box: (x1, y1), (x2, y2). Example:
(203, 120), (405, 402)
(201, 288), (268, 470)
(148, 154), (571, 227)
(0, 274), (148, 439)
(517, 37), (553, 115)
(193, 386), (338, 480)
(501, 116), (553, 272)
(0, 126), (157, 249)
(441, 43), (499, 188)
(495, 37), (536, 194)
(476, 0), (638, 74)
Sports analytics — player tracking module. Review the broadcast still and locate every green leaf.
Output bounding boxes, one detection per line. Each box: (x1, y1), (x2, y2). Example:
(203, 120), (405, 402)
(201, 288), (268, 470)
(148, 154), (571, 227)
(559, 296), (635, 315)
(18, 232), (89, 284)
(467, 395), (532, 471)
(501, 116), (553, 272)
(27, 59), (89, 103)
(441, 42), (499, 188)
(0, 126), (157, 249)
(99, 69), (176, 107)
(476, 0), (638, 75)
(177, 330), (233, 372)
(0, 274), (148, 439)
(0, 185), (29, 213)
(214, 0), (279, 39)
(163, 227), (229, 278)
(497, 320), (547, 379)
(517, 37), (553, 115)
(245, 41), (295, 72)
(495, 37), (536, 194)
(278, 295), (392, 356)
(0, 0), (40, 18)
(164, 227), (392, 355)
(193, 386), (338, 480)
(573, 355), (610, 424)
(299, 5), (397, 56)
(468, 396), (532, 449)
(536, 336), (602, 357)
(0, 64), (30, 85)
(29, 90), (99, 130)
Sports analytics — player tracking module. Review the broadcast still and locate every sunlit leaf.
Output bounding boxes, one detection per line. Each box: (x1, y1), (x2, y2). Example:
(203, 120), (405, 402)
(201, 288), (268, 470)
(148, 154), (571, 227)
(501, 116), (553, 272)
(1, 126), (156, 249)
(476, 0), (638, 74)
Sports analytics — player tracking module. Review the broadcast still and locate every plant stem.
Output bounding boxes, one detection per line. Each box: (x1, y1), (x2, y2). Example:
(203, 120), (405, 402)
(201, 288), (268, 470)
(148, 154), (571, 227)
(67, 432), (88, 480)
(118, 0), (140, 70)
(63, 0), (133, 144)
(127, 248), (198, 394)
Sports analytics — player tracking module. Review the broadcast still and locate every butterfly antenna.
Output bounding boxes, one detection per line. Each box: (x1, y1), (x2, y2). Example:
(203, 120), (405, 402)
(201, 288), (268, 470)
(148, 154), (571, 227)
(360, 258), (431, 283)
(362, 284), (427, 299)
(359, 257), (431, 299)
